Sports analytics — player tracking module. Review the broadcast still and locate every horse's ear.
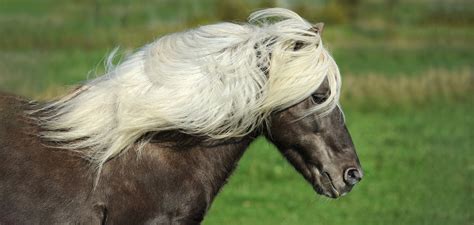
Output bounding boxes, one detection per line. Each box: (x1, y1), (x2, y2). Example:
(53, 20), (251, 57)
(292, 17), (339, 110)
(311, 22), (324, 36)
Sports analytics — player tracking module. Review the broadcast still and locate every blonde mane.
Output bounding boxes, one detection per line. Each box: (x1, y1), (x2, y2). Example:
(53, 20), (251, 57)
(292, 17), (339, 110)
(34, 8), (342, 168)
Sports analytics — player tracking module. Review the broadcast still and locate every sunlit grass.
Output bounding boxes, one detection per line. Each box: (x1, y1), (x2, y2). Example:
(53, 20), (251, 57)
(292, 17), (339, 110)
(341, 67), (473, 108)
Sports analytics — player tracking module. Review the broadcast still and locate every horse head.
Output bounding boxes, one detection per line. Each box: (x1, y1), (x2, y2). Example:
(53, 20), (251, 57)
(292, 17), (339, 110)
(267, 79), (362, 198)
(263, 22), (363, 198)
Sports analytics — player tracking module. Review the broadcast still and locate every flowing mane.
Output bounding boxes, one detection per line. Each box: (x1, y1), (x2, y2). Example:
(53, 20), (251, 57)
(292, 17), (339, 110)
(33, 8), (342, 168)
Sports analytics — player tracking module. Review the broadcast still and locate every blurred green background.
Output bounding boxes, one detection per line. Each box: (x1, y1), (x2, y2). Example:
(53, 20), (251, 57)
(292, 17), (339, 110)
(0, 0), (472, 224)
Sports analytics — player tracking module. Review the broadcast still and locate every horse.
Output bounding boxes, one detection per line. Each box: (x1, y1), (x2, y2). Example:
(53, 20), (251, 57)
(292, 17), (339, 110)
(0, 8), (362, 225)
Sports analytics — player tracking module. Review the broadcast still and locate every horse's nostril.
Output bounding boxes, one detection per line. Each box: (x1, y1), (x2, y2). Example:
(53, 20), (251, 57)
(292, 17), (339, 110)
(344, 168), (362, 186)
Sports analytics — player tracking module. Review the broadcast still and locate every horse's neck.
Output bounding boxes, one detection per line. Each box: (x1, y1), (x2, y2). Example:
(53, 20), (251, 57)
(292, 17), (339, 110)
(181, 138), (254, 194)
(99, 135), (254, 203)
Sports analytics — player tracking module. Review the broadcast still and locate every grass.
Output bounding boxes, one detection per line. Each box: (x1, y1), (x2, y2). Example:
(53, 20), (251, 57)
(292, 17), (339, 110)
(203, 102), (473, 225)
(341, 68), (473, 109)
(332, 46), (474, 76)
(0, 49), (107, 97)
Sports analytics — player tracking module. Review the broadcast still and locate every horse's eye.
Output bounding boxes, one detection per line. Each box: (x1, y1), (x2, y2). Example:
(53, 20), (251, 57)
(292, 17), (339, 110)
(311, 93), (329, 104)
(293, 41), (305, 51)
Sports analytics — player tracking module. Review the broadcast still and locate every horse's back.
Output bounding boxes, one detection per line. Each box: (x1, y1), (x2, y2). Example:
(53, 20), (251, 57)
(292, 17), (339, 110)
(0, 93), (102, 224)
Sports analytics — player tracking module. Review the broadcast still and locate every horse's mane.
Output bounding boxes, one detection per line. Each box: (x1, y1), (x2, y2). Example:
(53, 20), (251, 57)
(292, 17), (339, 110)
(33, 8), (342, 168)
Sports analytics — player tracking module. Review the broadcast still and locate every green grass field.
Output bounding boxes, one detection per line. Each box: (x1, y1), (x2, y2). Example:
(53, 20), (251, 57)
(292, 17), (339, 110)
(204, 102), (473, 225)
(0, 1), (473, 224)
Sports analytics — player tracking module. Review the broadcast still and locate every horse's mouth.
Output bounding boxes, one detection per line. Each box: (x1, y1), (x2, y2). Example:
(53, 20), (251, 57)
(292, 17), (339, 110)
(308, 164), (341, 199)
